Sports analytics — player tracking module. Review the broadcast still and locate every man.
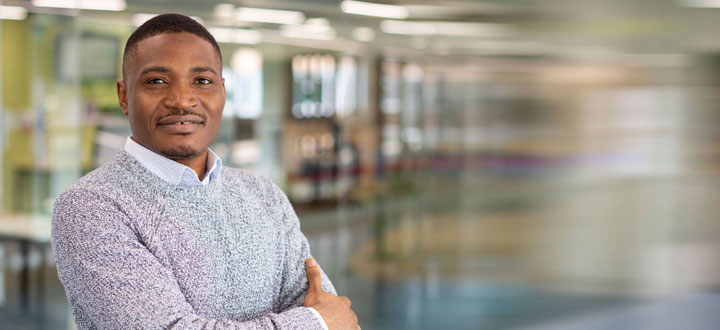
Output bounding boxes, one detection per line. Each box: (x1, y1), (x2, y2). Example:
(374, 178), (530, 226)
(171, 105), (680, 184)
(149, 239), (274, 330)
(51, 13), (358, 329)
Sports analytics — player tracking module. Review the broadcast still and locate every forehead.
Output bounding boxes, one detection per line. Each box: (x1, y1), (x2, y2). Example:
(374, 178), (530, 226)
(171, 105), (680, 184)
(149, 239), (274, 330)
(126, 32), (221, 74)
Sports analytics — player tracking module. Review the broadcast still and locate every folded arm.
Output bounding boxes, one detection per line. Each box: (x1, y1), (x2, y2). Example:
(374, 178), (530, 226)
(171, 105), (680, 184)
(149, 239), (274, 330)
(270, 179), (337, 312)
(268, 178), (359, 329)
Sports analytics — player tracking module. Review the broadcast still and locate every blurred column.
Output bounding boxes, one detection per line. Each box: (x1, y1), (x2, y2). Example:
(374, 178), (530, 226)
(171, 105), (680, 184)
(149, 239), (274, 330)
(1, 17), (31, 212)
(257, 57), (287, 186)
(35, 14), (83, 215)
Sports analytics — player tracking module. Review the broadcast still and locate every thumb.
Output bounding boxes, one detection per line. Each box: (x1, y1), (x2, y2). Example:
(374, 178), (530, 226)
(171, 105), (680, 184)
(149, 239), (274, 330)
(305, 258), (324, 296)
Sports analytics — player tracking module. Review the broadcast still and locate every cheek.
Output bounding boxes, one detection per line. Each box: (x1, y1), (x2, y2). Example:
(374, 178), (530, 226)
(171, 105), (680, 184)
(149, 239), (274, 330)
(130, 96), (159, 127)
(206, 95), (225, 119)
(212, 93), (225, 110)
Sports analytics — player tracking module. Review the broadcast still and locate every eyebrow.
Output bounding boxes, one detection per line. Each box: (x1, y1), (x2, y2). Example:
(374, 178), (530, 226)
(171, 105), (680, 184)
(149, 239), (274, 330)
(190, 66), (217, 75)
(139, 66), (171, 76)
(139, 66), (218, 76)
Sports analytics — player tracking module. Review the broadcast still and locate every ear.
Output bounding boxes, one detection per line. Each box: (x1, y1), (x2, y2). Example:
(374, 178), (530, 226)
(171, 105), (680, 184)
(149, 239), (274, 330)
(117, 79), (129, 116)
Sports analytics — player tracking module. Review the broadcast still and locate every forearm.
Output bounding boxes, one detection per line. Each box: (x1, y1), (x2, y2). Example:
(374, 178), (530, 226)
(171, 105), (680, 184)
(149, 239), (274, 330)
(166, 307), (324, 330)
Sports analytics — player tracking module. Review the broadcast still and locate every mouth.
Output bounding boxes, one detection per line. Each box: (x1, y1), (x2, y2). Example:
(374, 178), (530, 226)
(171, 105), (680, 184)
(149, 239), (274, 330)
(156, 114), (206, 134)
(157, 114), (205, 126)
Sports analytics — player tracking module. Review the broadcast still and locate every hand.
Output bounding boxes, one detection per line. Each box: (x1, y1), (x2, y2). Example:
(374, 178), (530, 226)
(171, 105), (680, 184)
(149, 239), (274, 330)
(303, 258), (359, 330)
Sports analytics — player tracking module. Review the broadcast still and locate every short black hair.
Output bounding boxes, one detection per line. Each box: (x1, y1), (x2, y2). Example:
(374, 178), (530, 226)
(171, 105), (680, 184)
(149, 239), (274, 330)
(122, 13), (221, 79)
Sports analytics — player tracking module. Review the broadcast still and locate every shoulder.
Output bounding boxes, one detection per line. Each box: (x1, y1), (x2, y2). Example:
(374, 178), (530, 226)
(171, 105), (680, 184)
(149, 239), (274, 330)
(221, 167), (280, 193)
(220, 166), (288, 207)
(52, 180), (122, 243)
(53, 154), (140, 219)
(51, 158), (144, 244)
(53, 175), (123, 221)
(60, 162), (124, 201)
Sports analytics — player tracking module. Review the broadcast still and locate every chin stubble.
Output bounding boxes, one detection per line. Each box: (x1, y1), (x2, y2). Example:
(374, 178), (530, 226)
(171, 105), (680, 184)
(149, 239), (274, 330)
(160, 144), (203, 160)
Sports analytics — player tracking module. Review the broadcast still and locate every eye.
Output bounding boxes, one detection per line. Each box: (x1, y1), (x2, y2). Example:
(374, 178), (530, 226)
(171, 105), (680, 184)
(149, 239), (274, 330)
(196, 77), (212, 85)
(147, 78), (166, 84)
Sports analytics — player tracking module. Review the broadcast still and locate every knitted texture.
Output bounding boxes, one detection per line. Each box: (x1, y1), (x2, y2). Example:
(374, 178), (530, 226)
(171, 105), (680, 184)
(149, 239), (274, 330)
(51, 151), (335, 329)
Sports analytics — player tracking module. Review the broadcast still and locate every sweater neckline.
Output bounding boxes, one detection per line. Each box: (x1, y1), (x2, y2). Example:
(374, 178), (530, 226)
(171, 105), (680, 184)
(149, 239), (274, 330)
(113, 150), (224, 196)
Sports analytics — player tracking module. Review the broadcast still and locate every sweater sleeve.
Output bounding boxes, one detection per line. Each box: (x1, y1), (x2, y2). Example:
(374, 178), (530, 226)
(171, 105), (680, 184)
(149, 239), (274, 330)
(51, 188), (326, 330)
(272, 181), (338, 314)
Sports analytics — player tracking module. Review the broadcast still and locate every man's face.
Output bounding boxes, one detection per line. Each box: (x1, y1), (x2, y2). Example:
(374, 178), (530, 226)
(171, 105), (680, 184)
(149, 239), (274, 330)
(117, 32), (225, 160)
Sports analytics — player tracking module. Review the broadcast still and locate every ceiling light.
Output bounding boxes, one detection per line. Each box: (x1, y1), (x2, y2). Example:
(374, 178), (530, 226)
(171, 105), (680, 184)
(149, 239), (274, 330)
(305, 17), (329, 26)
(299, 18), (333, 34)
(352, 27), (375, 42)
(236, 7), (305, 25)
(340, 0), (409, 19)
(429, 22), (509, 37)
(214, 3), (235, 19)
(381, 20), (509, 37)
(678, 0), (720, 7)
(208, 27), (262, 44)
(32, 0), (80, 9)
(0, 5), (28, 20)
(280, 24), (336, 41)
(380, 20), (435, 35)
(80, 0), (125, 11)
(32, 0), (126, 11)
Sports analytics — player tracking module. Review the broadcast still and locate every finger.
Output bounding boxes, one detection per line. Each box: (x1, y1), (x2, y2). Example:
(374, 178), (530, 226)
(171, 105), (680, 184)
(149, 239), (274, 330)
(305, 258), (324, 295)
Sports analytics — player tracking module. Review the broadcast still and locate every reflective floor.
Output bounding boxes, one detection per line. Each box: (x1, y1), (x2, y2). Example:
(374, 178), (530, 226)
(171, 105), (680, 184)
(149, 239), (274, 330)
(3, 167), (720, 329)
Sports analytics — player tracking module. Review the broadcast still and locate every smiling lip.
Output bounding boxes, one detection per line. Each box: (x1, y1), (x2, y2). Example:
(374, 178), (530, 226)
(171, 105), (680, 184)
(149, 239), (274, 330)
(157, 115), (205, 134)
(157, 115), (204, 125)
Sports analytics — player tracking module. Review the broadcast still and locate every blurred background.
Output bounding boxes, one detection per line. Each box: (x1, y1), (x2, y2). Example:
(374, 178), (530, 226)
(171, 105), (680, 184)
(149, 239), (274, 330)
(2, 0), (720, 329)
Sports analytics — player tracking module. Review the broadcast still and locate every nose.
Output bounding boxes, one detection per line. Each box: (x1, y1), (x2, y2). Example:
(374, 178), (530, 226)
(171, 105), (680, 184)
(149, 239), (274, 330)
(163, 82), (198, 110)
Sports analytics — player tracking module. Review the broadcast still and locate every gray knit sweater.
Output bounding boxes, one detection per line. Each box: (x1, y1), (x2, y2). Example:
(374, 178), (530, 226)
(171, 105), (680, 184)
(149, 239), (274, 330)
(51, 151), (335, 329)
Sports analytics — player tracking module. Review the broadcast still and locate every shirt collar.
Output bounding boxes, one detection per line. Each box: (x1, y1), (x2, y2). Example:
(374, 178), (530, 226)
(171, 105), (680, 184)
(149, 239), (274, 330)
(124, 136), (222, 186)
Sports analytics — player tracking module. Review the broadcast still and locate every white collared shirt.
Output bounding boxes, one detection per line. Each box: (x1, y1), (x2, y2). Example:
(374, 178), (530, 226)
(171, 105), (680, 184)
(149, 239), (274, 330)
(123, 137), (222, 186)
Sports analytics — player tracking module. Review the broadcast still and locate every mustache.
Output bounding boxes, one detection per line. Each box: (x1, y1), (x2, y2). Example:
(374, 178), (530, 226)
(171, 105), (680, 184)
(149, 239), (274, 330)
(157, 108), (207, 122)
